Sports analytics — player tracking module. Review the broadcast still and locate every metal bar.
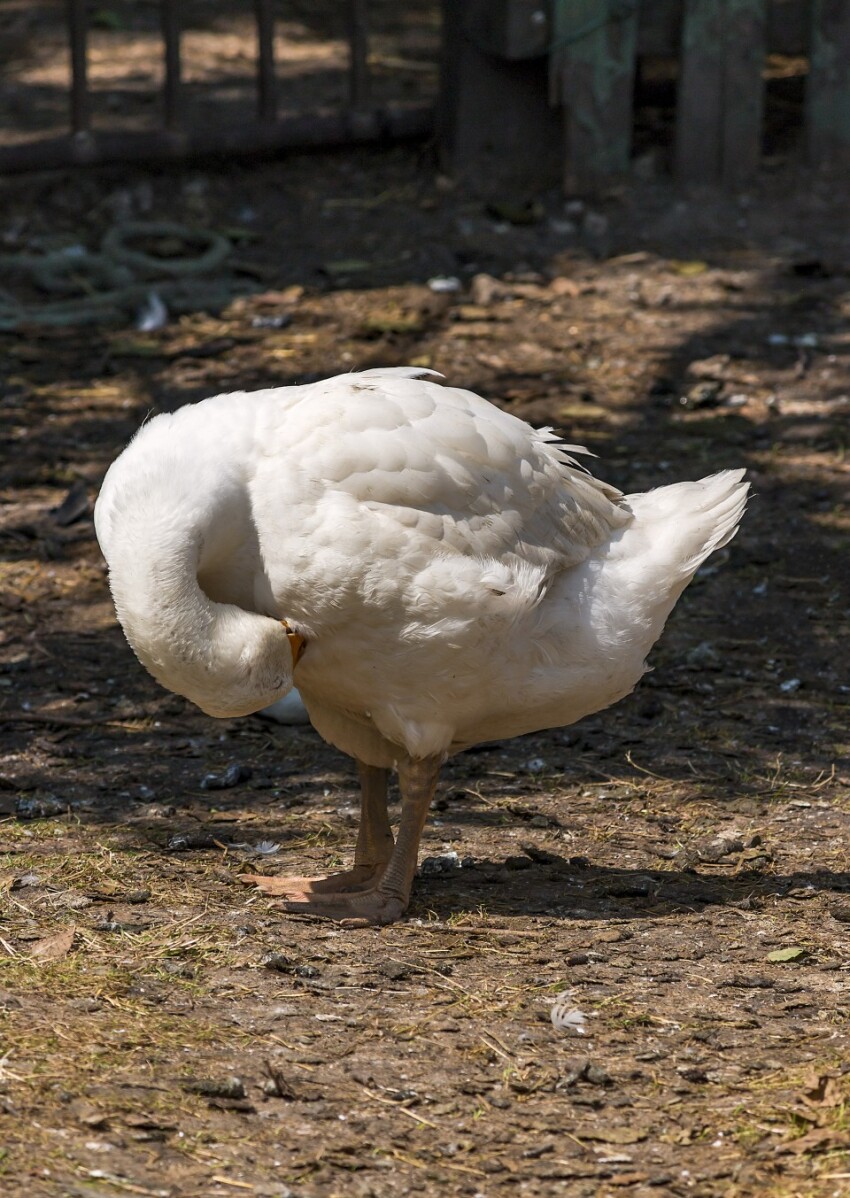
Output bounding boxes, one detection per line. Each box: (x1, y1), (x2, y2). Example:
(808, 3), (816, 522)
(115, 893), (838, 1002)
(348, 0), (370, 109)
(67, 0), (90, 133)
(160, 0), (183, 130)
(0, 103), (435, 174)
(254, 0), (278, 120)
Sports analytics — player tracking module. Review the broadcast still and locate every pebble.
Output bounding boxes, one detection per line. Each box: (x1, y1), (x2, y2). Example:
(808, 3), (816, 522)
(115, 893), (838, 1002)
(200, 763), (252, 790)
(262, 953), (295, 973)
(250, 312), (292, 330)
(470, 273), (501, 305)
(183, 1076), (245, 1100)
(780, 677), (802, 693)
(679, 380), (723, 409)
(427, 275), (461, 293)
(420, 852), (461, 875)
(685, 641), (721, 670)
(15, 794), (65, 820)
(378, 961), (410, 981)
(166, 832), (216, 851)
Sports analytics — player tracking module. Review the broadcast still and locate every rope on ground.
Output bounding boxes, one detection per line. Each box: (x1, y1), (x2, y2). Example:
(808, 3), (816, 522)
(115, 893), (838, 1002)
(0, 221), (254, 330)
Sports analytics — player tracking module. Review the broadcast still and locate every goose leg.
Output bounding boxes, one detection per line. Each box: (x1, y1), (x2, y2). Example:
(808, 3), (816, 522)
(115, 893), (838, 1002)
(282, 755), (442, 926)
(239, 763), (393, 898)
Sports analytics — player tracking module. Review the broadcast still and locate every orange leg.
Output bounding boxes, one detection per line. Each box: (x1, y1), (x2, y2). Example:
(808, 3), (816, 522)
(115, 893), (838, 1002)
(279, 755), (441, 926)
(240, 762), (393, 899)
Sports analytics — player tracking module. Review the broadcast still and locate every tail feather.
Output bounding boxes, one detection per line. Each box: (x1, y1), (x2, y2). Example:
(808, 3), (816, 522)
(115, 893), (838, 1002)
(625, 468), (750, 582)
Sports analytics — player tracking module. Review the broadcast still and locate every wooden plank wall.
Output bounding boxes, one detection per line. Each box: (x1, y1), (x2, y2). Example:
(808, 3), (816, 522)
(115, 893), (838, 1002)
(674, 0), (767, 186)
(807, 0), (850, 166)
(550, 0), (640, 192)
(439, 0), (850, 194)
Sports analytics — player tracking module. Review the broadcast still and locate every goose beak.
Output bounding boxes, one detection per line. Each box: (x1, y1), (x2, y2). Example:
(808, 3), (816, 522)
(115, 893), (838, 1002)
(281, 621), (306, 668)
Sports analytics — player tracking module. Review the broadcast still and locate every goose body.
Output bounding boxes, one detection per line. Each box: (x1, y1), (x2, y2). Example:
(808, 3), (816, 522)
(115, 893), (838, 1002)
(96, 367), (748, 924)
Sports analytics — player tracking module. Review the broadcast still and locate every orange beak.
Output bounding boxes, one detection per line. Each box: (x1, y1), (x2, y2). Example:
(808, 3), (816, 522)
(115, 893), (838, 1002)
(281, 621), (306, 668)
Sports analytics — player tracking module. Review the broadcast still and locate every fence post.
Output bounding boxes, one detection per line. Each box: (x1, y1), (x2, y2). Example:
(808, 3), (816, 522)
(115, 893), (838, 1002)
(675, 0), (766, 186)
(807, 0), (850, 168)
(67, 0), (90, 134)
(161, 0), (183, 131)
(254, 0), (277, 121)
(438, 0), (561, 195)
(549, 0), (639, 193)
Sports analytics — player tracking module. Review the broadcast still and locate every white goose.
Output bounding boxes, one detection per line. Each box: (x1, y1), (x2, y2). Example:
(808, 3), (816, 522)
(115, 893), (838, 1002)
(95, 367), (748, 925)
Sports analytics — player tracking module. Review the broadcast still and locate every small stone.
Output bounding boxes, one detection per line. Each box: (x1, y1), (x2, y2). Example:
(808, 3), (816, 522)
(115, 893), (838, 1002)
(420, 852), (461, 875)
(685, 641), (721, 670)
(378, 961), (409, 981)
(67, 997), (102, 1012)
(161, 961), (195, 978)
(262, 953), (295, 973)
(470, 273), (501, 305)
(200, 763), (252, 790)
(15, 795), (65, 820)
(427, 275), (461, 293)
(680, 380), (723, 409)
(166, 832), (216, 852)
(183, 1076), (245, 1100)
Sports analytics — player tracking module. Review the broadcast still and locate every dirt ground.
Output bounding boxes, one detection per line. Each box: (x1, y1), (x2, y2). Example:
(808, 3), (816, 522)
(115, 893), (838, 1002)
(0, 138), (849, 1198)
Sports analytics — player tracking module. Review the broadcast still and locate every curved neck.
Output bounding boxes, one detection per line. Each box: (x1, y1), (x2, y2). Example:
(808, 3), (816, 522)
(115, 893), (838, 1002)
(106, 502), (221, 686)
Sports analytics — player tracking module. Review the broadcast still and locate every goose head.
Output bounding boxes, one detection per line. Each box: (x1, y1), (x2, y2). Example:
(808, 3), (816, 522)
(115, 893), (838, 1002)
(132, 609), (307, 721)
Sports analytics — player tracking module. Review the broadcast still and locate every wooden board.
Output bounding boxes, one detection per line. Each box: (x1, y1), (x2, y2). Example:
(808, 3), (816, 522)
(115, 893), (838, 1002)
(722, 0), (768, 187)
(438, 0), (562, 195)
(551, 0), (639, 193)
(807, 0), (850, 167)
(675, 0), (766, 186)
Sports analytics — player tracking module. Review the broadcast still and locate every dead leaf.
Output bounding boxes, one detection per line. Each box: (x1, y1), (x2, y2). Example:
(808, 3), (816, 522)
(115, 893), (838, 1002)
(29, 925), (75, 961)
(670, 259), (708, 276)
(574, 1125), (647, 1145)
(782, 1127), (846, 1156)
(800, 1072), (843, 1108)
(767, 946), (807, 963)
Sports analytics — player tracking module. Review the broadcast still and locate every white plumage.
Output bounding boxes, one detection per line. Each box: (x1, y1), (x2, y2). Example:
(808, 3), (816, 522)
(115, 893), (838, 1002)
(95, 367), (748, 925)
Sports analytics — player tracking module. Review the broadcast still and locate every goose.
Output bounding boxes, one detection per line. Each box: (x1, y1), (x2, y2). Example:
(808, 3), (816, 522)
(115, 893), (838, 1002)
(95, 367), (748, 926)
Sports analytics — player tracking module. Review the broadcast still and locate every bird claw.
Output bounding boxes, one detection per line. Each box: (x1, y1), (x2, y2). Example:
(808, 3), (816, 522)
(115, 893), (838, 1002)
(238, 864), (386, 899)
(281, 889), (407, 926)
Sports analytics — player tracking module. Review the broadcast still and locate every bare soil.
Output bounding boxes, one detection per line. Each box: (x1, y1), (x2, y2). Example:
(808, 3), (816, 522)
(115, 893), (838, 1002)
(1, 139), (849, 1198)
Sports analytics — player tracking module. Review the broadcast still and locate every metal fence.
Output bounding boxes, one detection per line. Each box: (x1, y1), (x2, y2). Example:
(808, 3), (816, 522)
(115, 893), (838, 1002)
(0, 0), (435, 174)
